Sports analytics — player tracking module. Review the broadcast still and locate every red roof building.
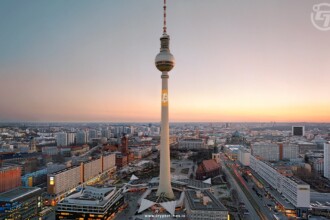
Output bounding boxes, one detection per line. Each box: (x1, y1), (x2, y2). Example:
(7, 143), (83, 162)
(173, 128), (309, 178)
(196, 159), (221, 180)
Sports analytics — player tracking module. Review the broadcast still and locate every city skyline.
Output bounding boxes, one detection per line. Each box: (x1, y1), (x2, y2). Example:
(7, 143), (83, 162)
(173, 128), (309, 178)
(1, 0), (330, 123)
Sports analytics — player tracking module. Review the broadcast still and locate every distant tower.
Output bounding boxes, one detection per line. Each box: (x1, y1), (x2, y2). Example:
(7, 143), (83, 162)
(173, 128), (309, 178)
(212, 146), (221, 164)
(121, 135), (128, 155)
(155, 0), (175, 199)
(29, 137), (36, 153)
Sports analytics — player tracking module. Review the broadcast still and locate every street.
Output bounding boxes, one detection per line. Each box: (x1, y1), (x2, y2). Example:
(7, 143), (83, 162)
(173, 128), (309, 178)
(220, 153), (261, 220)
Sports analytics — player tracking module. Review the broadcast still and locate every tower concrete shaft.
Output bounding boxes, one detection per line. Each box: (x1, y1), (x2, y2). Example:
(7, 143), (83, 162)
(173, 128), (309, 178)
(156, 71), (174, 199)
(155, 0), (175, 199)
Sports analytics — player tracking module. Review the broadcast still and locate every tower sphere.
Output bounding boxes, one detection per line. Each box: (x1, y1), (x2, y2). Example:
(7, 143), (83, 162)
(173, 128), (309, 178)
(155, 34), (175, 72)
(155, 51), (175, 72)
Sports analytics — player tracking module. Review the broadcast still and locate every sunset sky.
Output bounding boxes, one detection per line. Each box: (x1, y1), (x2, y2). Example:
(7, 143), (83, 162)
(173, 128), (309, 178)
(0, 0), (329, 122)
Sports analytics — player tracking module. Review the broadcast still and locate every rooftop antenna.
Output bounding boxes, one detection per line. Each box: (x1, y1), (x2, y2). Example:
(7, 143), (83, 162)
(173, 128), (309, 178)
(163, 0), (167, 34)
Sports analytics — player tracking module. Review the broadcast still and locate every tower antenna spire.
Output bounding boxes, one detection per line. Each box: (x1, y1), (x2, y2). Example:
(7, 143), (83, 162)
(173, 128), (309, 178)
(163, 0), (167, 34)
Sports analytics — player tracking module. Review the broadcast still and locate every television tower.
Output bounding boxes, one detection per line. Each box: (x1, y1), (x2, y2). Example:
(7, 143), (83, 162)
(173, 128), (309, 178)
(155, 0), (175, 199)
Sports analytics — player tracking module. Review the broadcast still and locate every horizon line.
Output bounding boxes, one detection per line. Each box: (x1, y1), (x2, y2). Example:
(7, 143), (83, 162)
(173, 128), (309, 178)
(1, 121), (330, 124)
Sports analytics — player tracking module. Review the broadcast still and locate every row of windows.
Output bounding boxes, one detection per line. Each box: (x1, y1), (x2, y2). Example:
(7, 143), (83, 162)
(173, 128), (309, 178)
(57, 192), (123, 213)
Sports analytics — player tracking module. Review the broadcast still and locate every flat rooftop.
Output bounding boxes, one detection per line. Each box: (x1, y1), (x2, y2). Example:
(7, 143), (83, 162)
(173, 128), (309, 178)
(180, 138), (203, 142)
(149, 178), (211, 190)
(49, 165), (80, 175)
(145, 189), (181, 203)
(260, 161), (309, 185)
(177, 179), (211, 189)
(0, 165), (20, 171)
(185, 190), (227, 211)
(287, 176), (309, 186)
(129, 179), (150, 185)
(0, 187), (41, 202)
(310, 192), (330, 210)
(59, 186), (117, 206)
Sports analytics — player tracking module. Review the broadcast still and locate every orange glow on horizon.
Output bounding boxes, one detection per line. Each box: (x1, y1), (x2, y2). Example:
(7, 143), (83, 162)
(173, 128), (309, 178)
(33, 102), (329, 123)
(169, 102), (330, 123)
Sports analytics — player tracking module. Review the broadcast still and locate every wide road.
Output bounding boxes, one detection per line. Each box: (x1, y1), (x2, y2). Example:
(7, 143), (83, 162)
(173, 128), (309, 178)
(220, 154), (261, 220)
(231, 164), (280, 220)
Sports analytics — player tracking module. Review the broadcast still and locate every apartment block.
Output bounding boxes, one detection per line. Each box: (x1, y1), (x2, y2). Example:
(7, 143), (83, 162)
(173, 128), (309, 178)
(250, 155), (310, 209)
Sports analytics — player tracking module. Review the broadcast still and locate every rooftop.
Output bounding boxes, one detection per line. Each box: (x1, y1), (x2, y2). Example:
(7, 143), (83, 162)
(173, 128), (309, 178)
(180, 138), (203, 142)
(145, 189), (181, 203)
(239, 147), (251, 153)
(287, 176), (309, 186)
(60, 186), (118, 206)
(149, 177), (211, 190)
(224, 145), (241, 151)
(232, 130), (241, 137)
(176, 178), (211, 190)
(0, 165), (20, 172)
(49, 165), (79, 175)
(200, 159), (220, 172)
(185, 190), (227, 211)
(310, 192), (330, 210)
(256, 158), (309, 185)
(0, 187), (41, 202)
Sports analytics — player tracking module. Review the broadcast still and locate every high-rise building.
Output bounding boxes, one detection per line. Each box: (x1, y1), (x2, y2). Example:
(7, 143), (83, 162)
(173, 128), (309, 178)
(129, 126), (134, 134)
(76, 131), (87, 145)
(0, 187), (42, 220)
(324, 142), (330, 179)
(88, 129), (97, 142)
(155, 0), (175, 199)
(238, 147), (251, 166)
(281, 143), (299, 160)
(101, 129), (111, 139)
(123, 126), (134, 135)
(252, 142), (299, 161)
(56, 186), (124, 220)
(56, 132), (67, 146)
(313, 158), (324, 175)
(0, 165), (21, 193)
(47, 166), (81, 196)
(47, 154), (116, 197)
(121, 135), (129, 155)
(67, 132), (75, 145)
(251, 142), (279, 161)
(114, 126), (123, 137)
(250, 155), (310, 212)
(292, 126), (305, 136)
